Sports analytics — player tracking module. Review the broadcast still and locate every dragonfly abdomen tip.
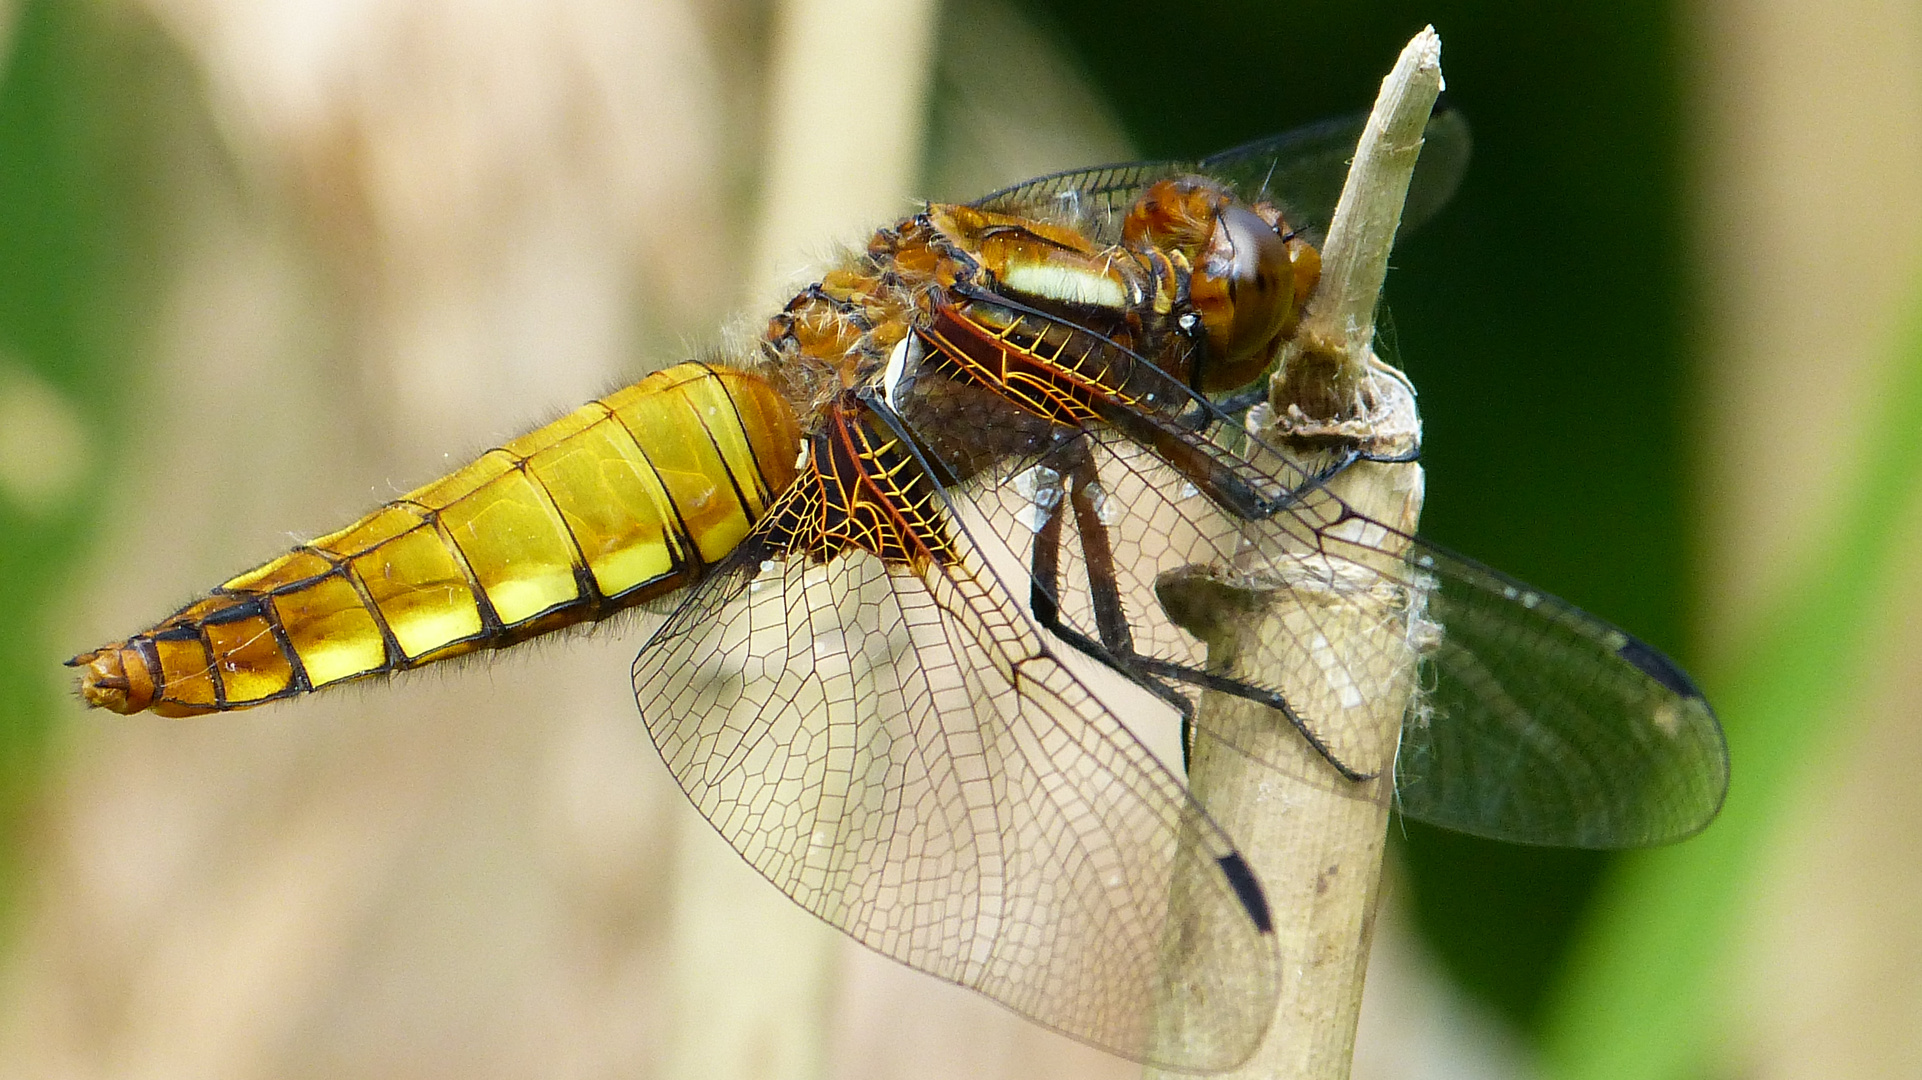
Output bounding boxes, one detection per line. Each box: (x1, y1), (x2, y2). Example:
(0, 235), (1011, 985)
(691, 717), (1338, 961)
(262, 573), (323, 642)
(73, 644), (156, 715)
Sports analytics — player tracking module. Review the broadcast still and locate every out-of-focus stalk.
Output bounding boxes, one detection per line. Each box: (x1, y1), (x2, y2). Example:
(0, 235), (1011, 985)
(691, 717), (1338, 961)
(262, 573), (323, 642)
(662, 2), (939, 1079)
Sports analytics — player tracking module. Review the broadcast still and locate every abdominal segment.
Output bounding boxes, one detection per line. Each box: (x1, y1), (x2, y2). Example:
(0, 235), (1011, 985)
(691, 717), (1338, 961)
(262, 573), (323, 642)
(72, 363), (801, 716)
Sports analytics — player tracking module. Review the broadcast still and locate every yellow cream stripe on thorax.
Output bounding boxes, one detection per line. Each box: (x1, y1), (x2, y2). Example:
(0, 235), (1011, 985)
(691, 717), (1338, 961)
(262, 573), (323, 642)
(76, 362), (802, 716)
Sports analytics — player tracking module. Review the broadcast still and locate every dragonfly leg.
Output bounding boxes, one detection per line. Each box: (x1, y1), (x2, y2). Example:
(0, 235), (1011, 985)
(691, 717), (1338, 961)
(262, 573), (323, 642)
(1096, 400), (1365, 523)
(1356, 444), (1422, 464)
(1038, 444), (1376, 783)
(1124, 655), (1377, 783)
(1174, 384), (1267, 431)
(1026, 448), (1200, 732)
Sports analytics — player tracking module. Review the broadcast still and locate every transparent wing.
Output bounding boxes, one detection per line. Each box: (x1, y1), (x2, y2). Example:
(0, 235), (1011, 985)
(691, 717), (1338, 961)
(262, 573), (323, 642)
(1198, 105), (1471, 242)
(632, 492), (1279, 1070)
(925, 395), (1726, 848)
(970, 105), (1471, 246)
(1390, 541), (1729, 847)
(958, 425), (1408, 781)
(971, 157), (1192, 244)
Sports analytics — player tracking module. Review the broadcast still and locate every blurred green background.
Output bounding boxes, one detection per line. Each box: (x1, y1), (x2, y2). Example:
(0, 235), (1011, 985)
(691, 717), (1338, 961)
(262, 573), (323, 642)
(0, 0), (193, 878)
(1, 0), (1917, 1077)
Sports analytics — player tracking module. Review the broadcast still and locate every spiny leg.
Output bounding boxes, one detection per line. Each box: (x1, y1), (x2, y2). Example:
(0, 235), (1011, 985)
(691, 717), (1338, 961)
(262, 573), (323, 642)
(1040, 442), (1377, 782)
(1026, 445), (1199, 730)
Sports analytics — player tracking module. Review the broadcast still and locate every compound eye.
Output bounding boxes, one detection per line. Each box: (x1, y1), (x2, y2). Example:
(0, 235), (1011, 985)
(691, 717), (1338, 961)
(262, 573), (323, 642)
(1189, 203), (1295, 390)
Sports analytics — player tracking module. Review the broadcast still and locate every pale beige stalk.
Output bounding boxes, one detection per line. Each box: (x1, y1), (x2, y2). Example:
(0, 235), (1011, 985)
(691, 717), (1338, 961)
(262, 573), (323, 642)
(1153, 28), (1443, 1080)
(663, 3), (939, 1079)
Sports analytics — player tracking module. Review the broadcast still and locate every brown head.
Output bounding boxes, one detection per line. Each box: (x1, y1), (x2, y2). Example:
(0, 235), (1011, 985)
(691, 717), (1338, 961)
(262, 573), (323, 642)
(1122, 177), (1320, 391)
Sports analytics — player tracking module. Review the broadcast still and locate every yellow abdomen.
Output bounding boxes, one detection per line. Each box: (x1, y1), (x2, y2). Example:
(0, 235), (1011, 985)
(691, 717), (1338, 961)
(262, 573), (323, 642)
(73, 362), (801, 717)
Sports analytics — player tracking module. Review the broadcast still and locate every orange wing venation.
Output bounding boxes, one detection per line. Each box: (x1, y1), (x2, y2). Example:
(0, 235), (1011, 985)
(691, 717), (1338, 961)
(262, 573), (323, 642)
(632, 486), (1279, 1070)
(71, 362), (801, 717)
(777, 401), (958, 569)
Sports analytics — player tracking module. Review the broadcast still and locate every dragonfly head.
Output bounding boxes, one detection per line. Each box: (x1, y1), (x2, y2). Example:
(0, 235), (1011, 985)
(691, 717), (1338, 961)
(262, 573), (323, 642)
(1123, 178), (1320, 392)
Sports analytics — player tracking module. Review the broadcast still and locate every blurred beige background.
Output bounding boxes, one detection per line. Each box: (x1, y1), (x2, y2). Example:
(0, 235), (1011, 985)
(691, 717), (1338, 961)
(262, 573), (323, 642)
(1693, 1), (1922, 1078)
(0, 0), (1917, 1077)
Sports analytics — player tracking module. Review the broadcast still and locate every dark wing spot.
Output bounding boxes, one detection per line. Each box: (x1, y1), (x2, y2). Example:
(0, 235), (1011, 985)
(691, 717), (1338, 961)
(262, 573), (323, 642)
(1616, 635), (1705, 700)
(1216, 853), (1273, 935)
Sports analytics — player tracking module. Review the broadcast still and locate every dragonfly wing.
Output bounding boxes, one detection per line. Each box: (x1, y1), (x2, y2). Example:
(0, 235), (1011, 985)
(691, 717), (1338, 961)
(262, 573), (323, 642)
(974, 427), (1400, 779)
(970, 158), (1192, 244)
(632, 503), (1279, 1070)
(958, 405), (1726, 848)
(1390, 541), (1729, 848)
(970, 106), (1470, 246)
(1198, 104), (1471, 242)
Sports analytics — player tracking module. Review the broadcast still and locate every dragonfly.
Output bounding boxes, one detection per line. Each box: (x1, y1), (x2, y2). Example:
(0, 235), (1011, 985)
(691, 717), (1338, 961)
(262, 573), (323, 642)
(69, 106), (1726, 1072)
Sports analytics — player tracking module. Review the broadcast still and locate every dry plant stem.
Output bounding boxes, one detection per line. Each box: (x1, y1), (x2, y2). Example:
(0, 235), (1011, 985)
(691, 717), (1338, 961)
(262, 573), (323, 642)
(1167, 392), (1424, 1080)
(1275, 28), (1444, 424)
(1154, 29), (1441, 1080)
